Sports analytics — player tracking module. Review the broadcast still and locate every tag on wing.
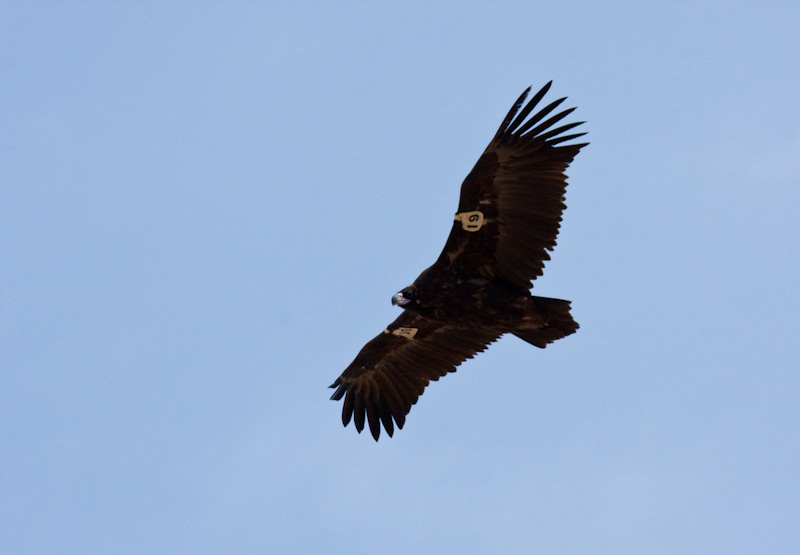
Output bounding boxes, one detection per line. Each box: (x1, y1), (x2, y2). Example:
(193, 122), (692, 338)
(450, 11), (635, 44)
(385, 327), (418, 339)
(454, 210), (484, 232)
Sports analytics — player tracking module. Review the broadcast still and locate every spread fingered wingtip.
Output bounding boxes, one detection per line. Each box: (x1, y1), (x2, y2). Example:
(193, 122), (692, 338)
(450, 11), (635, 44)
(495, 81), (565, 144)
(329, 379), (346, 401)
(490, 85), (532, 144)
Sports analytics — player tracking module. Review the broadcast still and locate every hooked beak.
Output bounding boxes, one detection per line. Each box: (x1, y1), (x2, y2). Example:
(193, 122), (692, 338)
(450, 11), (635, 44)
(392, 292), (410, 306)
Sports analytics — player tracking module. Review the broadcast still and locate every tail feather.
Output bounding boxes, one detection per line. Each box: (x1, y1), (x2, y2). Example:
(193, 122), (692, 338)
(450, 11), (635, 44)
(512, 296), (578, 348)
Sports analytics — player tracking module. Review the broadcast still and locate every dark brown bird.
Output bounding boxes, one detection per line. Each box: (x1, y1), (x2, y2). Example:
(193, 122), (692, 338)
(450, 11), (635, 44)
(330, 82), (587, 440)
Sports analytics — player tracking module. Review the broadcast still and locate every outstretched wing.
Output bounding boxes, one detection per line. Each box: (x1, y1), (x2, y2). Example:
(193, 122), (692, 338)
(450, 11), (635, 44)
(329, 310), (501, 441)
(435, 82), (588, 291)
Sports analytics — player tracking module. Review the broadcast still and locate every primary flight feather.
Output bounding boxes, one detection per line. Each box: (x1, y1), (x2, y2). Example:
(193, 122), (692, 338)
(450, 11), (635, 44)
(330, 82), (587, 440)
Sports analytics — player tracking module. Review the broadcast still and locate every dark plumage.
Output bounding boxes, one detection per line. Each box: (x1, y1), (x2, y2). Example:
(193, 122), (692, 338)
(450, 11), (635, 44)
(330, 82), (587, 440)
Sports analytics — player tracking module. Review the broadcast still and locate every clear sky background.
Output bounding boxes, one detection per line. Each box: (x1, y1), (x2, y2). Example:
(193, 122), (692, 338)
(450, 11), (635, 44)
(2, 2), (799, 554)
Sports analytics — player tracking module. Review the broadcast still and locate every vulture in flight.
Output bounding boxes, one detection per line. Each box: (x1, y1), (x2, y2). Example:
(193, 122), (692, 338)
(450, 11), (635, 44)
(330, 82), (587, 440)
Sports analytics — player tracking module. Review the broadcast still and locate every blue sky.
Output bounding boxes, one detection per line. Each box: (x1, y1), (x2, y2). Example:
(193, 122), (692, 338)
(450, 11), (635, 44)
(2, 2), (799, 553)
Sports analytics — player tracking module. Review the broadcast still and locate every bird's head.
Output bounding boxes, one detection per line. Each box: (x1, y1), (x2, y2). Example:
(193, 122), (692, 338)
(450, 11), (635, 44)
(391, 286), (419, 307)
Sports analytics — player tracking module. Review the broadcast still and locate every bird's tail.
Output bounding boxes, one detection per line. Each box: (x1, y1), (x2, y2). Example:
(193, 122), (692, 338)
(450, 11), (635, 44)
(512, 296), (578, 348)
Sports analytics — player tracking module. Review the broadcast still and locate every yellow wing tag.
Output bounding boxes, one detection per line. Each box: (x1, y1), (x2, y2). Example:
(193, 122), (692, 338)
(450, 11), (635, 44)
(454, 210), (484, 232)
(391, 327), (418, 338)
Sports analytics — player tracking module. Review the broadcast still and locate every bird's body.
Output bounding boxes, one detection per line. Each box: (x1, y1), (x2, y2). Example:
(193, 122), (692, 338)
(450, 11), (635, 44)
(396, 266), (568, 339)
(330, 82), (587, 440)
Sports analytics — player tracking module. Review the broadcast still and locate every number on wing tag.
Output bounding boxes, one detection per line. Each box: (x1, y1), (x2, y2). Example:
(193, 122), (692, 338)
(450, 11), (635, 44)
(454, 210), (484, 232)
(391, 327), (418, 338)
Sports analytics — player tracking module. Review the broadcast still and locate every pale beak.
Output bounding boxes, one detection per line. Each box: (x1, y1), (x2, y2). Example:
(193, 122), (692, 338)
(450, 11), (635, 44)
(392, 292), (410, 306)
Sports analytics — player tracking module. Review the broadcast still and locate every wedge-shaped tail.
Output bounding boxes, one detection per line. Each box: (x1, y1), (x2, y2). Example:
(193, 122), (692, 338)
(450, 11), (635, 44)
(512, 296), (578, 348)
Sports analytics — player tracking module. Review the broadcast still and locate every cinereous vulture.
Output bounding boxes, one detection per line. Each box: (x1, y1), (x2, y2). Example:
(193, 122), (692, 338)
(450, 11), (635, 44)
(330, 82), (587, 440)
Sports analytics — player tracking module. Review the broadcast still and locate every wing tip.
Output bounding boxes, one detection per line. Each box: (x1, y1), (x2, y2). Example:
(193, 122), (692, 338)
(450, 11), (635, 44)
(500, 81), (587, 146)
(328, 378), (346, 400)
(330, 375), (408, 441)
(490, 85), (534, 144)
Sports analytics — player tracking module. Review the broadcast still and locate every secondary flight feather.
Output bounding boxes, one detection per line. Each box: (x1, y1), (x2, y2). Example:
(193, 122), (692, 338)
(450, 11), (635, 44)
(330, 82), (587, 440)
